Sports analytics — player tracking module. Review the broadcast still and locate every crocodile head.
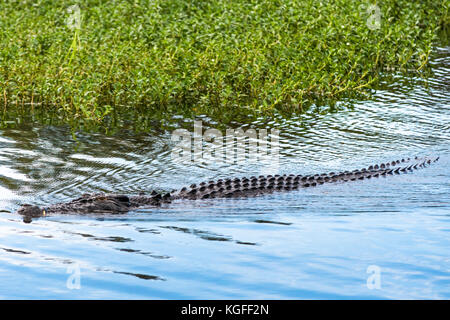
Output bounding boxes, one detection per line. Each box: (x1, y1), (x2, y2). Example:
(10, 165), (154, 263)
(16, 204), (46, 223)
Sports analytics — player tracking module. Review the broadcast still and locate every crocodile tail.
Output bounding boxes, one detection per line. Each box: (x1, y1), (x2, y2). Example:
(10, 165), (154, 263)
(172, 156), (439, 200)
(321, 156), (439, 184)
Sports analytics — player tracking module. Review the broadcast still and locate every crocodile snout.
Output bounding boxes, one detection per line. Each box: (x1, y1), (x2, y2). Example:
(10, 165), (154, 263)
(16, 204), (44, 223)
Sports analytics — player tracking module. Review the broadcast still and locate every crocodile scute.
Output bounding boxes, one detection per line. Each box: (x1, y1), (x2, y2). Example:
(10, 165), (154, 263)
(16, 156), (439, 222)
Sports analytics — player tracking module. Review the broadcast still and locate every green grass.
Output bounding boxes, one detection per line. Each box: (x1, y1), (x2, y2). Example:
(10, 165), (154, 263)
(0, 0), (448, 129)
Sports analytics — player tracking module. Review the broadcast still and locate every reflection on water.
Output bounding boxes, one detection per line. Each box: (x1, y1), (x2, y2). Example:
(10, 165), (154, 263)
(0, 46), (449, 299)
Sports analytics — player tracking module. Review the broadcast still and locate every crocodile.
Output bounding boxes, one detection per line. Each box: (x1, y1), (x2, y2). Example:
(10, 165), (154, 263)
(16, 156), (439, 223)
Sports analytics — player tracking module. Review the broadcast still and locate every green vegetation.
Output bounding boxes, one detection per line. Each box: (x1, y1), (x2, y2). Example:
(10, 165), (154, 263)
(0, 0), (448, 129)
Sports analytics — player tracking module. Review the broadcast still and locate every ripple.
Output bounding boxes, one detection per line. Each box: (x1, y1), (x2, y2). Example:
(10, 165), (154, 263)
(112, 271), (165, 281)
(0, 46), (449, 299)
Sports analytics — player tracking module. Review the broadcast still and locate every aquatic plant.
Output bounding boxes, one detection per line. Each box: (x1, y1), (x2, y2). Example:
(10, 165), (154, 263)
(0, 0), (448, 129)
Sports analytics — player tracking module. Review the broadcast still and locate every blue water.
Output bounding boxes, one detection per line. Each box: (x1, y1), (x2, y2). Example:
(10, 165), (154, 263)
(0, 46), (449, 299)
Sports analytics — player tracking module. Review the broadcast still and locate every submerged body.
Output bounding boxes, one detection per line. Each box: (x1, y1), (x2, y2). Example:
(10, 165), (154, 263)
(16, 156), (439, 222)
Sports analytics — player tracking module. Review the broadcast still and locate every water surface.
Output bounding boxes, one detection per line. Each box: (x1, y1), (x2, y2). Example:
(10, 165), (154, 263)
(0, 47), (449, 299)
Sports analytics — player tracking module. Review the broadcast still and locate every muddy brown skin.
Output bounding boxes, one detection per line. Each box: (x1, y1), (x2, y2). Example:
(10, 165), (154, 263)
(16, 156), (439, 223)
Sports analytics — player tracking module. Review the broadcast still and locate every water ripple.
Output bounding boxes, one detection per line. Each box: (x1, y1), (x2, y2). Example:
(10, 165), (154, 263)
(0, 46), (449, 298)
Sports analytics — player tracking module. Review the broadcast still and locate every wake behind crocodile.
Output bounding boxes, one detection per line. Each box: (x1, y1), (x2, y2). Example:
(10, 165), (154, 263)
(16, 156), (439, 223)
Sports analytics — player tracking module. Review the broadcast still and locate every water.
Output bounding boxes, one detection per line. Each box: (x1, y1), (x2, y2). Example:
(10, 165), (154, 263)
(0, 46), (449, 299)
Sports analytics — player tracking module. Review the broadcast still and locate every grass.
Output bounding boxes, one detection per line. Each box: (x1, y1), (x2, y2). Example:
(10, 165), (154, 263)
(0, 0), (448, 130)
